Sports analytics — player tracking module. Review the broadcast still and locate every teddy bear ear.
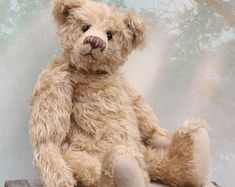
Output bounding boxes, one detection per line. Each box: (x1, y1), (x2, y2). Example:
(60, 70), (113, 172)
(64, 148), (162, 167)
(53, 0), (85, 25)
(123, 11), (147, 49)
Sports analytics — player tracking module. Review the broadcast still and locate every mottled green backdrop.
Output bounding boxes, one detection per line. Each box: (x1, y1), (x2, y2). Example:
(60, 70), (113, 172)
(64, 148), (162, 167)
(1, 0), (235, 186)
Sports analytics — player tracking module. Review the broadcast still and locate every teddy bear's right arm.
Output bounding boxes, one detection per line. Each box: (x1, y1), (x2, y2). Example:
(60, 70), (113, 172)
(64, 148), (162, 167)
(29, 59), (76, 187)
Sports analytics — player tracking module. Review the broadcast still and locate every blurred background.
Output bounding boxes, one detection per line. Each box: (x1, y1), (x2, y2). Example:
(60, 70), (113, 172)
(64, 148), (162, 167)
(0, 0), (234, 186)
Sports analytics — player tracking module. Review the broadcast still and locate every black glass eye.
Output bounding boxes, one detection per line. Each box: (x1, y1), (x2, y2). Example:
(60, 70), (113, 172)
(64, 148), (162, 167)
(106, 31), (113, 41)
(82, 25), (90, 33)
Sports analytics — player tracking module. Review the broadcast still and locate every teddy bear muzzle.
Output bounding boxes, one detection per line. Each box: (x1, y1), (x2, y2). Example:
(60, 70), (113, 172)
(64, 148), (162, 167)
(83, 36), (106, 52)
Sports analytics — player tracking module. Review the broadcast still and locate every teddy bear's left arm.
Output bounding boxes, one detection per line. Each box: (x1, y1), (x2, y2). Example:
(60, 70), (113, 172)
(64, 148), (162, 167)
(122, 77), (171, 148)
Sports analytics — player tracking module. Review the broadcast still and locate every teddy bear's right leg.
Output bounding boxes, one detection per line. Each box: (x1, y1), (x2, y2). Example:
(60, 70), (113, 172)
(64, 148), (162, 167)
(100, 146), (149, 187)
(145, 121), (211, 187)
(63, 148), (101, 187)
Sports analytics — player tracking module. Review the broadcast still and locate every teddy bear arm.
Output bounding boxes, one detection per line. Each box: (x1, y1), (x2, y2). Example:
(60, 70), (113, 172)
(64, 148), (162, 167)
(32, 142), (76, 187)
(122, 78), (168, 145)
(29, 61), (76, 187)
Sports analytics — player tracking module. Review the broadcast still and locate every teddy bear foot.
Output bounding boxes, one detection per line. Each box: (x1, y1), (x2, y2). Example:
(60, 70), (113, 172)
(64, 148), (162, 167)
(100, 147), (149, 187)
(113, 154), (146, 187)
(145, 120), (211, 187)
(190, 122), (210, 186)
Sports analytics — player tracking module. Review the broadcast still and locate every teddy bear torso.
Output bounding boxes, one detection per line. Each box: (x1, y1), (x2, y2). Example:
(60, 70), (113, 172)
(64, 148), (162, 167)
(66, 72), (145, 158)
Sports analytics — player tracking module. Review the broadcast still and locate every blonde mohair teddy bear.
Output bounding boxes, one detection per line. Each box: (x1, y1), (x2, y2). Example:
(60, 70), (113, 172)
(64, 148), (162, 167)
(29, 0), (218, 187)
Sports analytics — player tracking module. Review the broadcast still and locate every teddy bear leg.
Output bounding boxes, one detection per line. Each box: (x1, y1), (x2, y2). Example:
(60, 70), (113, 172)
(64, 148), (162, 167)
(100, 146), (149, 187)
(145, 121), (210, 187)
(113, 154), (147, 187)
(63, 148), (101, 187)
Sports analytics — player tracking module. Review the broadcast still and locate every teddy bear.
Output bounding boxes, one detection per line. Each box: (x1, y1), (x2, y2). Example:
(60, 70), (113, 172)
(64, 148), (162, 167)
(29, 0), (218, 187)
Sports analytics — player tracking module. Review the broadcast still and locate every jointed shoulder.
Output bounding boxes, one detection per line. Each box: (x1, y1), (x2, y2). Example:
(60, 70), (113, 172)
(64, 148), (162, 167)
(120, 75), (141, 100)
(37, 57), (70, 85)
(32, 58), (72, 102)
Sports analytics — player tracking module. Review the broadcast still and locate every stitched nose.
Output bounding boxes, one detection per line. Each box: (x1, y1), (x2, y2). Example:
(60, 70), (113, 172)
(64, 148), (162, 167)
(83, 36), (106, 51)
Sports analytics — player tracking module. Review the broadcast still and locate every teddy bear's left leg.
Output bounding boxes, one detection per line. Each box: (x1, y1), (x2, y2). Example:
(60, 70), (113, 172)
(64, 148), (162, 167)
(145, 121), (212, 187)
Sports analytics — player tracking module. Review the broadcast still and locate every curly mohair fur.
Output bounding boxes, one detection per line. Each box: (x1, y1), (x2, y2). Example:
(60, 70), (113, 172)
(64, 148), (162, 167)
(29, 0), (216, 187)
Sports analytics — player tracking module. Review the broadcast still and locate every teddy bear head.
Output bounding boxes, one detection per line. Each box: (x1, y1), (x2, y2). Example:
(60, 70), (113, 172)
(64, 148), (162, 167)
(53, 0), (146, 73)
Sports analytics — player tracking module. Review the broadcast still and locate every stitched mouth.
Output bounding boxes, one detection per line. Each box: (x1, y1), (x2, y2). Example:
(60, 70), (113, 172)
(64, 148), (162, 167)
(81, 51), (98, 61)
